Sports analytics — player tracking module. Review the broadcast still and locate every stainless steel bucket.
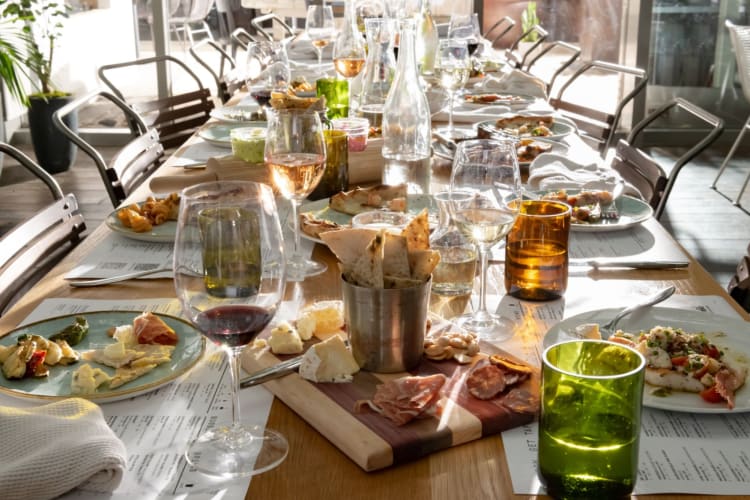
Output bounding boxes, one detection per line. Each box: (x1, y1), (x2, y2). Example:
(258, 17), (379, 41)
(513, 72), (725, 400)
(341, 275), (431, 373)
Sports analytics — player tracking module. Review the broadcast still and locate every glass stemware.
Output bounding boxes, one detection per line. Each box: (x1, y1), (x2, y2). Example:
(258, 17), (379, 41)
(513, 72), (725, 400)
(333, 0), (366, 116)
(173, 181), (287, 477)
(447, 12), (481, 56)
(434, 38), (471, 139)
(305, 5), (335, 69)
(246, 41), (291, 116)
(449, 138), (522, 341)
(264, 109), (327, 281)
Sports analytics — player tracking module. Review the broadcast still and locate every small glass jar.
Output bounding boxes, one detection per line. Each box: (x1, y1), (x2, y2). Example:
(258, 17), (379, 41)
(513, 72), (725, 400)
(230, 127), (266, 164)
(351, 210), (409, 233)
(332, 117), (369, 152)
(429, 191), (477, 297)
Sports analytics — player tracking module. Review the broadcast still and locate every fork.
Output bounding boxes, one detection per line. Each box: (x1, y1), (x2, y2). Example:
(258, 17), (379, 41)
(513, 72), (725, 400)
(600, 181), (625, 220)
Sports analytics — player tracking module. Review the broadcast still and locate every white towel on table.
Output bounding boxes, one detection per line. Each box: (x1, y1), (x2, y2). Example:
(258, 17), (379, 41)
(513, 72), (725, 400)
(432, 103), (512, 124)
(527, 153), (637, 195)
(480, 69), (548, 99)
(0, 398), (127, 500)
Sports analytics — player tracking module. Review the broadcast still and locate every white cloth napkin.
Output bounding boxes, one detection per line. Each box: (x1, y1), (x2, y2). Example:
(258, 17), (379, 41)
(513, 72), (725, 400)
(480, 69), (548, 99)
(0, 398), (127, 500)
(172, 142), (231, 168)
(432, 103), (512, 124)
(527, 153), (629, 193)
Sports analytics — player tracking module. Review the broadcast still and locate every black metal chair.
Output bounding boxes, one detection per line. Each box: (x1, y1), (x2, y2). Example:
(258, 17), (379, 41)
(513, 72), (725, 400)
(504, 24), (548, 69)
(550, 60), (648, 156)
(189, 38), (243, 103)
(0, 142), (86, 314)
(728, 242), (750, 312)
(523, 41), (581, 97)
(624, 97), (725, 219)
(483, 16), (515, 49)
(53, 89), (165, 207)
(251, 12), (295, 42)
(97, 55), (215, 151)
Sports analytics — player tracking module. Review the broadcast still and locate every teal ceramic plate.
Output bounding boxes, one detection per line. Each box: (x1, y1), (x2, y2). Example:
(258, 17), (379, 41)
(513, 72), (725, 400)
(298, 194), (436, 244)
(543, 307), (750, 414)
(476, 118), (576, 142)
(531, 190), (653, 232)
(198, 122), (266, 148)
(0, 311), (205, 403)
(209, 104), (263, 123)
(105, 204), (176, 243)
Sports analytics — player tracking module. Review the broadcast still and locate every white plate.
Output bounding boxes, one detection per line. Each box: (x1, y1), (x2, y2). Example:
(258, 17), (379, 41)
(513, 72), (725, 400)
(209, 105), (262, 123)
(106, 207), (176, 243)
(198, 122), (266, 148)
(543, 306), (750, 414)
(476, 118), (576, 142)
(0, 311), (205, 403)
(531, 190), (653, 232)
(298, 194), (436, 244)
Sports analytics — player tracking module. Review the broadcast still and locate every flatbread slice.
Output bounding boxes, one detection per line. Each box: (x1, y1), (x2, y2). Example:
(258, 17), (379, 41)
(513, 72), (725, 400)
(408, 249), (441, 281)
(109, 363), (160, 389)
(401, 209), (430, 252)
(321, 228), (378, 268)
(329, 184), (408, 215)
(300, 213), (342, 240)
(383, 233), (411, 279)
(384, 275), (423, 289)
(348, 231), (385, 288)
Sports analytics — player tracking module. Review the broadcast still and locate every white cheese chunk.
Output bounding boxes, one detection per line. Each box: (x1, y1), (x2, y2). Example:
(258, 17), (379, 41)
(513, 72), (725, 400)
(301, 301), (344, 338)
(71, 363), (112, 394)
(296, 313), (316, 341)
(269, 322), (304, 355)
(299, 335), (359, 383)
(574, 323), (601, 340)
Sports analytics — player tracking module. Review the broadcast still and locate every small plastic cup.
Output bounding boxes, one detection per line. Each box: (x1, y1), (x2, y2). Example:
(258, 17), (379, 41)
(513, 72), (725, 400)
(230, 127), (266, 164)
(332, 117), (369, 152)
(351, 210), (409, 233)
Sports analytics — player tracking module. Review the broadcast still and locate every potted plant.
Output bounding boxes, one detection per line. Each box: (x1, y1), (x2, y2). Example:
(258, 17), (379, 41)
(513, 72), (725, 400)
(521, 2), (540, 43)
(0, 0), (77, 173)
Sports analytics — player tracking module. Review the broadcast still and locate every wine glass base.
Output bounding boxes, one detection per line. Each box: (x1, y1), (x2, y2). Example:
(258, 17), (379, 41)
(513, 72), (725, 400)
(286, 258), (328, 282)
(185, 425), (288, 478)
(455, 311), (515, 342)
(434, 125), (475, 141)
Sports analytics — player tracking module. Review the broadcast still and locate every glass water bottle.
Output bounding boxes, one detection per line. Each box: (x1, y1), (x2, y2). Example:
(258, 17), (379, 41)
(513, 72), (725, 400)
(358, 17), (397, 129)
(430, 191), (477, 297)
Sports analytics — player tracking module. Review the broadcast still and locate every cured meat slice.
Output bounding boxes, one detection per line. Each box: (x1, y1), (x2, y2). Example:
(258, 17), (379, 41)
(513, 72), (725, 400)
(467, 364), (507, 400)
(133, 312), (178, 346)
(356, 374), (447, 426)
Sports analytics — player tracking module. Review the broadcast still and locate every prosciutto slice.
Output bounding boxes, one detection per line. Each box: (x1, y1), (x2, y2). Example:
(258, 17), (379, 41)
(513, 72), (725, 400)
(133, 312), (178, 346)
(355, 374), (447, 426)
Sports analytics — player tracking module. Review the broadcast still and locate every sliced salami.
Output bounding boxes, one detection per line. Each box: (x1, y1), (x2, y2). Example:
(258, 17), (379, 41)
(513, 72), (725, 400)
(467, 364), (508, 400)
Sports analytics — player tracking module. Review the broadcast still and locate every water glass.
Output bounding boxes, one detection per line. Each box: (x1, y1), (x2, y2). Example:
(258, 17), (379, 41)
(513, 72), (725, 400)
(316, 77), (350, 119)
(539, 339), (646, 499)
(505, 200), (571, 301)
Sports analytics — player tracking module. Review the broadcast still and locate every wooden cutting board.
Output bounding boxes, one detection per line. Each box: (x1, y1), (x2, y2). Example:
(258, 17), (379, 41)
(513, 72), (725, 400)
(241, 336), (539, 472)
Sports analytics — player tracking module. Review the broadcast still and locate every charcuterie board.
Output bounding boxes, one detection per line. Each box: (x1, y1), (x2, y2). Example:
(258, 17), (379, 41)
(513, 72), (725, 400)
(241, 336), (539, 471)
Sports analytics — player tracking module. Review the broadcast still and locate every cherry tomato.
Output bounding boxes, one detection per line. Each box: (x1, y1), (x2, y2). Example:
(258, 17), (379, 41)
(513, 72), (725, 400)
(670, 356), (689, 366)
(702, 344), (721, 359)
(699, 386), (725, 404)
(24, 350), (46, 378)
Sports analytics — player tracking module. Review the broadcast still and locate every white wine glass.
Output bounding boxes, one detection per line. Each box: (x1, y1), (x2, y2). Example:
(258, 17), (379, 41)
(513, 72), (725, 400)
(434, 38), (471, 139)
(265, 109), (328, 281)
(173, 180), (287, 477)
(449, 138), (522, 340)
(306, 5), (335, 69)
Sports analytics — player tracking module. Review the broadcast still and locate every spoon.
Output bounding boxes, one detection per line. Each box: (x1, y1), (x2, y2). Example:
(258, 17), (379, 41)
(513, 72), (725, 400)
(68, 267), (172, 287)
(598, 285), (676, 339)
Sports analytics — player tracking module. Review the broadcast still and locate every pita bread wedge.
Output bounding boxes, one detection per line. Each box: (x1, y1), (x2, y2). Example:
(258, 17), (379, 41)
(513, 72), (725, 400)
(384, 275), (423, 289)
(401, 209), (430, 252)
(408, 249), (441, 281)
(348, 230), (385, 288)
(320, 228), (378, 268)
(382, 233), (411, 278)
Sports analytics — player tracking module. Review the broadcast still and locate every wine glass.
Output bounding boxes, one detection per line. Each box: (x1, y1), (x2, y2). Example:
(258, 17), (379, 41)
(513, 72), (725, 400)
(306, 5), (335, 69)
(434, 38), (471, 139)
(246, 41), (291, 115)
(332, 9), (366, 116)
(448, 13), (482, 56)
(173, 181), (287, 477)
(265, 109), (328, 281)
(449, 138), (522, 341)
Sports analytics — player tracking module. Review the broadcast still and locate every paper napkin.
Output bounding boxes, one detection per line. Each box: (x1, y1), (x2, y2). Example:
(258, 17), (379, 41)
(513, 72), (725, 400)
(480, 69), (548, 99)
(527, 153), (634, 194)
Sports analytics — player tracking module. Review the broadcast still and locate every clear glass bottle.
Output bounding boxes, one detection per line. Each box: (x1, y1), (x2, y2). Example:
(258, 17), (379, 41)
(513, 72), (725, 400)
(358, 17), (396, 129)
(430, 191), (477, 296)
(416, 0), (438, 76)
(381, 18), (432, 193)
(333, 0), (367, 116)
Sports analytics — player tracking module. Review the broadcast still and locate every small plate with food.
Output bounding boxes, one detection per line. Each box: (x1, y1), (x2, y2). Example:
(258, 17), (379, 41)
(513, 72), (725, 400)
(543, 307), (750, 413)
(476, 114), (576, 142)
(516, 137), (569, 166)
(462, 92), (537, 107)
(0, 311), (205, 403)
(537, 188), (652, 232)
(105, 193), (180, 242)
(298, 184), (434, 243)
(209, 105), (264, 123)
(198, 122), (266, 148)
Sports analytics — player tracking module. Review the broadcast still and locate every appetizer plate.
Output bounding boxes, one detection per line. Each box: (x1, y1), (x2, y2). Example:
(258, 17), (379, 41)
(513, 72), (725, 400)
(209, 104), (263, 123)
(431, 136), (568, 167)
(298, 194), (435, 244)
(529, 190), (653, 232)
(543, 306), (750, 414)
(105, 207), (176, 243)
(461, 91), (537, 107)
(198, 122), (265, 148)
(0, 311), (205, 404)
(476, 118), (576, 142)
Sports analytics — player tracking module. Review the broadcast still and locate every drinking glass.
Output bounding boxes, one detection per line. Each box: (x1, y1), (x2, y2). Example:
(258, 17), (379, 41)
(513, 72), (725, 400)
(265, 109), (327, 281)
(434, 38), (471, 139)
(305, 5), (335, 68)
(449, 138), (522, 340)
(246, 41), (291, 113)
(448, 13), (481, 56)
(173, 181), (287, 477)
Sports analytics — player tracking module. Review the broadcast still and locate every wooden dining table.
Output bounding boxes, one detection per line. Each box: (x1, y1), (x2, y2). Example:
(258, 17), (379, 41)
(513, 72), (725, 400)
(1, 87), (748, 499)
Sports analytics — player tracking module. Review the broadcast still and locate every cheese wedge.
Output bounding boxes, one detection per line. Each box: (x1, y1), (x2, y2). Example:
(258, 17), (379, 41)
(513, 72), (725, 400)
(299, 335), (359, 383)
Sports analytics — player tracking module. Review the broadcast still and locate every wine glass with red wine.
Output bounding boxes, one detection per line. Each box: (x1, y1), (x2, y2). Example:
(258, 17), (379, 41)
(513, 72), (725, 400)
(173, 180), (287, 477)
(246, 41), (290, 116)
(448, 13), (482, 56)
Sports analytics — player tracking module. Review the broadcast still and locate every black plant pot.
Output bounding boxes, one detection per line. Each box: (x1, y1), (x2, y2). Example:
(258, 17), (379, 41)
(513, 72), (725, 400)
(28, 94), (77, 174)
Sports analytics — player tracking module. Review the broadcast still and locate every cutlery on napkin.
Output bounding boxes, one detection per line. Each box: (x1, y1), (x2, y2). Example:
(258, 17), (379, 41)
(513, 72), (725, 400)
(0, 398), (127, 500)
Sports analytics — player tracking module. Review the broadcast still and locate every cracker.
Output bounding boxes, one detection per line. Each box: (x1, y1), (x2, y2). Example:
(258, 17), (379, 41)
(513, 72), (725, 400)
(348, 230), (385, 288)
(383, 233), (411, 279)
(408, 249), (441, 281)
(401, 209), (430, 252)
(321, 228), (378, 268)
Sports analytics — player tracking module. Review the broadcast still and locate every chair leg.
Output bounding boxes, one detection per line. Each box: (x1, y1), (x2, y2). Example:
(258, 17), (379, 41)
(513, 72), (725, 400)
(712, 114), (750, 192)
(735, 169), (750, 206)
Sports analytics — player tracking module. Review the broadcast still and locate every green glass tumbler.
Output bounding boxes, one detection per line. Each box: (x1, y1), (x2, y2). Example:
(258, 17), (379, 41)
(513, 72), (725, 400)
(316, 77), (349, 119)
(539, 339), (646, 499)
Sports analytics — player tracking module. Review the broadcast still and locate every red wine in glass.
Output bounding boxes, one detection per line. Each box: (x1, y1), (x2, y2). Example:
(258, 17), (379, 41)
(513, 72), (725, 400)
(251, 89), (272, 108)
(195, 305), (274, 348)
(467, 42), (479, 56)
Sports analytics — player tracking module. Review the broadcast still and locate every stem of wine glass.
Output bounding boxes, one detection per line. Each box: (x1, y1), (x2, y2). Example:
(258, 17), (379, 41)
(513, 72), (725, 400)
(476, 245), (490, 315)
(447, 89), (455, 134)
(227, 346), (243, 429)
(346, 77), (355, 117)
(316, 48), (323, 67)
(291, 198), (302, 258)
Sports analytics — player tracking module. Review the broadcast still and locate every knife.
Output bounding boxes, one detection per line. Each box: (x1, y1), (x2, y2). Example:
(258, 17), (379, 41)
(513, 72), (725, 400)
(576, 259), (689, 269)
(240, 355), (303, 389)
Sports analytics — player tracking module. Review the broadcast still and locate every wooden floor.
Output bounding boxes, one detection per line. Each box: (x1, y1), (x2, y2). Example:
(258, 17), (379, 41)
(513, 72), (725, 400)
(1, 143), (749, 293)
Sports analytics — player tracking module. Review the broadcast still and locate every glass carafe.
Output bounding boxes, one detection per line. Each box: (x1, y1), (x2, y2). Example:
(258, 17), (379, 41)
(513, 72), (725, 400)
(358, 17), (396, 129)
(429, 191), (477, 297)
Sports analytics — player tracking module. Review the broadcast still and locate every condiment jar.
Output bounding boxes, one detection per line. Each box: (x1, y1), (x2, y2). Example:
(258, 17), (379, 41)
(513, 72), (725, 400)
(332, 117), (369, 152)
